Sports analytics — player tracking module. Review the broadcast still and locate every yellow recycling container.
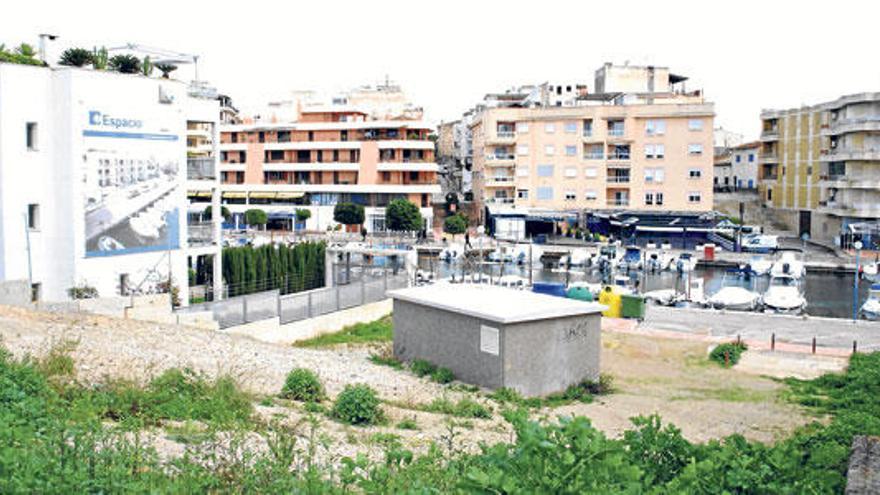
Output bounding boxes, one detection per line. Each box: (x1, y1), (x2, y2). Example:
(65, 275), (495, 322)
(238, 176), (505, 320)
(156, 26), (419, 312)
(598, 286), (622, 318)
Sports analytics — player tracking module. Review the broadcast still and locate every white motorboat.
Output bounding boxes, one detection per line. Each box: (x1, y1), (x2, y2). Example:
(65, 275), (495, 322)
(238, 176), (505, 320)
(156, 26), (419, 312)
(644, 288), (682, 306)
(559, 248), (591, 268)
(862, 261), (880, 282)
(416, 269), (435, 284)
(497, 275), (529, 290)
(129, 214), (160, 239)
(487, 248), (513, 263)
(707, 286), (761, 311)
(674, 252), (697, 273)
(748, 256), (773, 276)
(770, 250), (806, 279)
(762, 274), (807, 314)
(860, 284), (880, 320)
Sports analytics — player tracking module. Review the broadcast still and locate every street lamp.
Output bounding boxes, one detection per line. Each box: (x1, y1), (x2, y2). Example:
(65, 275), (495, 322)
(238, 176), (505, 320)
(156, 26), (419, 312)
(853, 240), (863, 321)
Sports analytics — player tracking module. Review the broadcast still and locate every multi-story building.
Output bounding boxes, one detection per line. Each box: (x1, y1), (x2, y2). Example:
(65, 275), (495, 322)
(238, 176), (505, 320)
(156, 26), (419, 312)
(759, 93), (880, 245)
(217, 107), (439, 232)
(0, 59), (223, 303)
(469, 64), (714, 220)
(715, 141), (759, 192)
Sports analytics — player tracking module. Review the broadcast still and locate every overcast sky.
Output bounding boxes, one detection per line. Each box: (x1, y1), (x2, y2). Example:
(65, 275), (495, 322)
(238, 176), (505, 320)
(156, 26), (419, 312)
(4, 0), (879, 139)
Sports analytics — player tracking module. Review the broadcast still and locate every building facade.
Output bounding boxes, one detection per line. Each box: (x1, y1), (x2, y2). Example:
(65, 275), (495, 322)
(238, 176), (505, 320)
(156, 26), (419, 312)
(469, 64), (714, 217)
(0, 62), (222, 303)
(759, 93), (880, 245)
(217, 108), (439, 233)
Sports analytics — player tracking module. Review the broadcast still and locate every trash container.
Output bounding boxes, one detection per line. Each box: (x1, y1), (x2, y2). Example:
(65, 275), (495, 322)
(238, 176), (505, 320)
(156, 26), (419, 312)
(704, 243), (716, 261)
(532, 282), (567, 298)
(566, 286), (594, 302)
(598, 286), (622, 318)
(620, 294), (646, 320)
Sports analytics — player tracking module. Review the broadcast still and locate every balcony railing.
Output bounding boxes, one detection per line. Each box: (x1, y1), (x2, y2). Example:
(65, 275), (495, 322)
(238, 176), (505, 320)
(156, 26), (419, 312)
(606, 199), (630, 207)
(583, 129), (593, 137)
(607, 152), (631, 160)
(608, 128), (625, 137)
(607, 176), (630, 184)
(486, 197), (515, 204)
(486, 153), (515, 161)
(494, 130), (516, 140)
(583, 152), (604, 160)
(187, 157), (216, 181)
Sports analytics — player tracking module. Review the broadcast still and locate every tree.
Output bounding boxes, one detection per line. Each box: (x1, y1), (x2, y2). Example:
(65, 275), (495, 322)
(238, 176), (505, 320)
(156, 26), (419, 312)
(244, 209), (268, 229)
(295, 209), (311, 227)
(58, 48), (93, 67)
(333, 203), (365, 227)
(443, 213), (468, 239)
(155, 63), (177, 79)
(109, 54), (141, 74)
(203, 205), (231, 222)
(386, 198), (422, 232)
(141, 55), (153, 76)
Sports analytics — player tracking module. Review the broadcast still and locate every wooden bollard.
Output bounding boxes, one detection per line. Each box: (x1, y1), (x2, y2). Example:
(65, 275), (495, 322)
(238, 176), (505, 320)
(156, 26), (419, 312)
(812, 337), (817, 354)
(771, 333), (775, 351)
(724, 350), (730, 367)
(736, 334), (741, 345)
(853, 340), (858, 354)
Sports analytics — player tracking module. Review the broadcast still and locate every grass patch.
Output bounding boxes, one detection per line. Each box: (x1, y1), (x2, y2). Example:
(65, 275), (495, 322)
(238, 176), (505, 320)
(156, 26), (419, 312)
(368, 347), (404, 370)
(396, 416), (419, 430)
(424, 397), (492, 419)
(410, 359), (437, 377)
(671, 386), (776, 403)
(488, 374), (614, 409)
(294, 315), (392, 348)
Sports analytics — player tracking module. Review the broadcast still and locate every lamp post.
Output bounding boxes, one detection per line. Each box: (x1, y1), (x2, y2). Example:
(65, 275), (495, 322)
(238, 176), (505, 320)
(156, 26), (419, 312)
(853, 240), (863, 321)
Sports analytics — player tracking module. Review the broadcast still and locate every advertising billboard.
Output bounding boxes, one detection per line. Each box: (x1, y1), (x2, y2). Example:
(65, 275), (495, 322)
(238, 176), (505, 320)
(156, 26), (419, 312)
(82, 105), (183, 257)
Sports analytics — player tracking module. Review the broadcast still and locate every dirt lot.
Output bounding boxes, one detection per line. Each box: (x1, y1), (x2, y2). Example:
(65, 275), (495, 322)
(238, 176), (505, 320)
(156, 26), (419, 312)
(0, 305), (816, 460)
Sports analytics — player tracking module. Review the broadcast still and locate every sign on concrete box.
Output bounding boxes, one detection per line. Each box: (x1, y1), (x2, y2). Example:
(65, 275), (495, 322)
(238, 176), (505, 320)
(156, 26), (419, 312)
(480, 325), (499, 355)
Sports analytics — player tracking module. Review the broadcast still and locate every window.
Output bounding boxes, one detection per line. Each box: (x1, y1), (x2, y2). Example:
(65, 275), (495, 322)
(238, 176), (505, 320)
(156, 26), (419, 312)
(544, 145), (555, 156)
(544, 123), (556, 133)
(258, 131), (265, 143)
(645, 144), (665, 159)
(516, 122), (529, 133)
(564, 190), (576, 201)
(564, 167), (577, 178)
(644, 168), (665, 183)
(645, 119), (666, 136)
(565, 145), (577, 156)
(688, 192), (701, 203)
(806, 166), (812, 176)
(735, 155), (741, 163)
(267, 150), (284, 161)
(26, 122), (38, 150)
(748, 153), (755, 162)
(30, 283), (41, 303)
(767, 188), (773, 201)
(688, 168), (703, 179)
(688, 119), (703, 131)
(645, 192), (654, 205)
(27, 204), (40, 230)
(517, 144), (529, 156)
(564, 122), (578, 133)
(583, 119), (593, 136)
(585, 190), (597, 201)
(517, 189), (529, 200)
(537, 165), (554, 177)
(688, 144), (703, 155)
(656, 192), (664, 205)
(584, 167), (598, 178)
(536, 187), (553, 200)
(516, 167), (529, 177)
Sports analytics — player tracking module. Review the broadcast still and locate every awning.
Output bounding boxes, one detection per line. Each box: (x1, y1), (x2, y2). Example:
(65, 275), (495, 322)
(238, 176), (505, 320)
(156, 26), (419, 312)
(249, 192), (277, 199)
(268, 212), (293, 219)
(187, 191), (212, 198)
(276, 192), (305, 199)
(222, 192), (247, 199)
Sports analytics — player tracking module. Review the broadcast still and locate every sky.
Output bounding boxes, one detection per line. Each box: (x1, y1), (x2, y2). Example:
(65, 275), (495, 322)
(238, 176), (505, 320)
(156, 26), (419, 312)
(3, 0), (879, 140)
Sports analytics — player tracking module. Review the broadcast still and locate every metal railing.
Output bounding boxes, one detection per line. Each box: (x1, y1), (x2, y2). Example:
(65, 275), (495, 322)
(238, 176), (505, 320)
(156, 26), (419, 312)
(608, 128), (625, 137)
(495, 130), (516, 139)
(606, 199), (630, 207)
(607, 176), (631, 183)
(607, 153), (631, 160)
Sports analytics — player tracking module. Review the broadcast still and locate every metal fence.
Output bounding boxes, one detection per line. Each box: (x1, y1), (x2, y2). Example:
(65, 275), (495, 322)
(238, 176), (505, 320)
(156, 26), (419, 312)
(180, 265), (409, 329)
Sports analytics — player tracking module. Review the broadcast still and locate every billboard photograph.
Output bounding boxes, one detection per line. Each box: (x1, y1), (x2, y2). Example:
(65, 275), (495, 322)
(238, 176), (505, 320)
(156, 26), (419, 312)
(82, 109), (183, 257)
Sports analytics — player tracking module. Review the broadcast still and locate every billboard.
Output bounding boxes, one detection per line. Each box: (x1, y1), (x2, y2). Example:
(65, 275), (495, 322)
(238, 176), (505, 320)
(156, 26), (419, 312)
(82, 105), (183, 257)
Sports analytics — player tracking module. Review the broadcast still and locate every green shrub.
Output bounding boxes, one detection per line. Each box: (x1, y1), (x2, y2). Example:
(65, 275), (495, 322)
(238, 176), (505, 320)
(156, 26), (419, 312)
(280, 368), (324, 402)
(430, 367), (455, 384)
(410, 359), (437, 378)
(396, 417), (419, 430)
(332, 384), (383, 425)
(710, 342), (748, 367)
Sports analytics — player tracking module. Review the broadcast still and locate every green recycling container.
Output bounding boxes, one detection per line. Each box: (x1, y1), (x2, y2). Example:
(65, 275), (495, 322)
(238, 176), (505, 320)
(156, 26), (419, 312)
(566, 286), (594, 302)
(620, 294), (646, 319)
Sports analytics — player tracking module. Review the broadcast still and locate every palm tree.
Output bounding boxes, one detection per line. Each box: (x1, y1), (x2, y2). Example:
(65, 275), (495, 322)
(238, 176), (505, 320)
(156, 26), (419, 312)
(109, 54), (141, 74)
(155, 63), (178, 79)
(58, 48), (93, 67)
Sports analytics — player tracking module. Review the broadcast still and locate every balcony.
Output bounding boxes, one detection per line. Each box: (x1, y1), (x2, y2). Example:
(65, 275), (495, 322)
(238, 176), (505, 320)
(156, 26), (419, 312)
(607, 152), (631, 161)
(608, 128), (625, 137)
(822, 117), (880, 136)
(582, 129), (593, 138)
(187, 221), (215, 247)
(583, 152), (604, 160)
(485, 153), (515, 162)
(760, 153), (779, 164)
(606, 198), (630, 207)
(607, 176), (630, 184)
(817, 201), (880, 217)
(485, 176), (515, 187)
(487, 130), (516, 143)
(187, 157), (216, 181)
(760, 129), (779, 141)
(486, 197), (515, 205)
(819, 147), (880, 162)
(819, 174), (880, 189)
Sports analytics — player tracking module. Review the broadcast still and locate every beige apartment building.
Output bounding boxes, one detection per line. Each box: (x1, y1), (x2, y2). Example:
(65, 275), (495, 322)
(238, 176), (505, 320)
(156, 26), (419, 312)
(470, 64), (714, 215)
(759, 92), (880, 245)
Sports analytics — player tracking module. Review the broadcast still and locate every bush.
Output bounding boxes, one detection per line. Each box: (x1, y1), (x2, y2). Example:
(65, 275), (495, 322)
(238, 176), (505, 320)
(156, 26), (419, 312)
(430, 367), (455, 384)
(410, 359), (437, 378)
(385, 199), (423, 232)
(443, 213), (468, 238)
(281, 368), (324, 402)
(67, 284), (99, 300)
(710, 342), (748, 367)
(58, 47), (93, 67)
(108, 54), (140, 74)
(332, 384), (383, 425)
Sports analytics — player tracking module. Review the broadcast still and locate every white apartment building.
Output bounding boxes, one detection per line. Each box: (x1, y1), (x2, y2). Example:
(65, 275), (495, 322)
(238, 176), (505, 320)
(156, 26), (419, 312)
(0, 62), (222, 303)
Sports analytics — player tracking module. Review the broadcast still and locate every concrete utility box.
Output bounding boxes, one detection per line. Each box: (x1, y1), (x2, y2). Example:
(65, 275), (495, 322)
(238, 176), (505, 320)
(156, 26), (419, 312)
(389, 284), (605, 397)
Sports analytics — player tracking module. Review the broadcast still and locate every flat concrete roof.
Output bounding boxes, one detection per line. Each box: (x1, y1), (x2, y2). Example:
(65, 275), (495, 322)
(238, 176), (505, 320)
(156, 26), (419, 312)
(388, 284), (605, 324)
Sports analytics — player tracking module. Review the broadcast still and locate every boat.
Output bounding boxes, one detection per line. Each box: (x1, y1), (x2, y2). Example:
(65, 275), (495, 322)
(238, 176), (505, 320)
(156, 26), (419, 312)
(569, 281), (603, 298)
(862, 260), (880, 282)
(674, 252), (697, 273)
(416, 269), (435, 285)
(559, 248), (590, 268)
(97, 235), (125, 252)
(440, 244), (462, 262)
(860, 284), (880, 320)
(770, 250), (806, 279)
(748, 255), (773, 276)
(129, 214), (160, 239)
(487, 248), (513, 263)
(707, 286), (761, 311)
(497, 275), (528, 290)
(761, 274), (807, 314)
(645, 248), (674, 272)
(617, 246), (643, 271)
(644, 288), (682, 306)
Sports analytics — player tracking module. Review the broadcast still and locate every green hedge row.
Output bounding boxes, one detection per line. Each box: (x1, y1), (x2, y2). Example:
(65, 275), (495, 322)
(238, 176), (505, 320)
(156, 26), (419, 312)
(221, 242), (325, 297)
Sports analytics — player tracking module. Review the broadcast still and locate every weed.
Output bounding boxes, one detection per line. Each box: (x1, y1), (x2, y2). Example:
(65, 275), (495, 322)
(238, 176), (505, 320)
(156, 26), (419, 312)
(368, 347), (403, 370)
(430, 367), (455, 384)
(425, 396), (492, 419)
(332, 384), (383, 426)
(281, 368), (324, 402)
(410, 359), (437, 378)
(396, 416), (419, 430)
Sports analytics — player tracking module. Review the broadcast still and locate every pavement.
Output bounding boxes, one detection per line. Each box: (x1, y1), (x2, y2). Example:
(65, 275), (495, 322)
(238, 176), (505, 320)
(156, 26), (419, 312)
(602, 306), (880, 355)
